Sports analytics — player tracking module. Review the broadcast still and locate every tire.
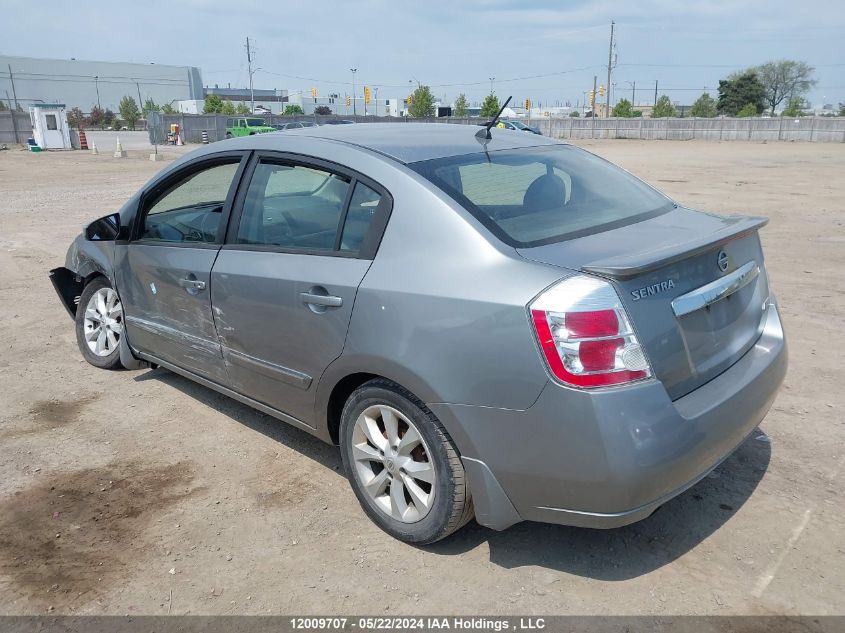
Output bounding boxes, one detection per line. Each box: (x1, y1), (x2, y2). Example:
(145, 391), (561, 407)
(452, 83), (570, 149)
(75, 277), (124, 370)
(340, 379), (474, 544)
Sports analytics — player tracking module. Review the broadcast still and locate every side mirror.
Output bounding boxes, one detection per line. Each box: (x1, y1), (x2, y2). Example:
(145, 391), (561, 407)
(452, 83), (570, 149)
(84, 213), (123, 241)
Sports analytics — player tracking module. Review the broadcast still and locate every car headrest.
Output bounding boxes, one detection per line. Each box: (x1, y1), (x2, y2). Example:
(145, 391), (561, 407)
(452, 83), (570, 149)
(523, 174), (567, 211)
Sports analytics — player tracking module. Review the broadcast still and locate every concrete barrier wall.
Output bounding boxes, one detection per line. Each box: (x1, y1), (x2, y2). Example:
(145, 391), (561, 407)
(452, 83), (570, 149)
(158, 114), (843, 144)
(529, 116), (845, 142)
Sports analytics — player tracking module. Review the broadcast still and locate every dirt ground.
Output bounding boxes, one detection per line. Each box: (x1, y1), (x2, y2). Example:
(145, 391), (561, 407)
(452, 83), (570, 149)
(0, 137), (842, 616)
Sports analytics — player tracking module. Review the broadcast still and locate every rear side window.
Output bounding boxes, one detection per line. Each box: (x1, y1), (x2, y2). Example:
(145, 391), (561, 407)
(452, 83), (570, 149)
(340, 182), (381, 253)
(410, 145), (673, 247)
(236, 162), (351, 251)
(140, 161), (240, 243)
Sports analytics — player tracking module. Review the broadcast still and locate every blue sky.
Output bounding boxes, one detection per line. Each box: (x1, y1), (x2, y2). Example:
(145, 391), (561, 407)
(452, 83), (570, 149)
(6, 0), (844, 107)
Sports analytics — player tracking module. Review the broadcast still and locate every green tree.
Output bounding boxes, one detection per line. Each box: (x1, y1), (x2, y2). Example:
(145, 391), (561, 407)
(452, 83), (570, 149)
(221, 99), (236, 115)
(314, 105), (332, 115)
(718, 71), (765, 116)
(67, 107), (86, 129)
(142, 98), (160, 116)
(689, 93), (717, 118)
(203, 94), (224, 114)
(753, 60), (816, 116)
(839, 103), (845, 117)
(161, 103), (175, 114)
(611, 98), (634, 117)
(569, 110), (580, 118)
(118, 95), (141, 130)
(0, 100), (7, 112)
(782, 97), (805, 117)
(737, 103), (758, 118)
(453, 93), (469, 118)
(652, 95), (677, 118)
(283, 104), (304, 115)
(479, 93), (500, 118)
(408, 85), (435, 118)
(103, 109), (115, 126)
(236, 102), (251, 115)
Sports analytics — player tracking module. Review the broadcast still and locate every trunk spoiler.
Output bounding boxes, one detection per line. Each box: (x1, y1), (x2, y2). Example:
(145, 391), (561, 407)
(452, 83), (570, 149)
(581, 215), (769, 280)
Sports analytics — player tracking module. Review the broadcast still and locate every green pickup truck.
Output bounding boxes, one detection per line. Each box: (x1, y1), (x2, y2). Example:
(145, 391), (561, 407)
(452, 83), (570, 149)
(225, 117), (276, 138)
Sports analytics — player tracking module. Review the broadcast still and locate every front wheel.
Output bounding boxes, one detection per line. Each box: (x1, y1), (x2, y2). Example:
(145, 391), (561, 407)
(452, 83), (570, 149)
(340, 379), (473, 544)
(75, 277), (124, 369)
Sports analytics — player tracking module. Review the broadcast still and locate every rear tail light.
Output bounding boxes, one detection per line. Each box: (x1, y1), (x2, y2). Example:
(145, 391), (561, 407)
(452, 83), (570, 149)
(530, 275), (651, 388)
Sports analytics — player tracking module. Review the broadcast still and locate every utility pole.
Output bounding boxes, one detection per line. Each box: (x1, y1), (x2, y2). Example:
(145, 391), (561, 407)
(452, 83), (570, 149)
(135, 82), (143, 109)
(489, 77), (495, 94)
(94, 76), (101, 109)
(605, 21), (614, 118)
(592, 75), (597, 138)
(375, 87), (379, 117)
(6, 89), (20, 143)
(350, 68), (357, 116)
(654, 80), (658, 106)
(632, 81), (635, 105)
(8, 64), (19, 111)
(246, 37), (255, 113)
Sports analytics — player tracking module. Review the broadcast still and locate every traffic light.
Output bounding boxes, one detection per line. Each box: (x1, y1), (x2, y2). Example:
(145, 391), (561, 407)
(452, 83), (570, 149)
(589, 90), (595, 105)
(345, 95), (351, 106)
(364, 86), (371, 105)
(598, 85), (606, 97)
(407, 94), (413, 105)
(311, 86), (317, 98)
(524, 98), (531, 110)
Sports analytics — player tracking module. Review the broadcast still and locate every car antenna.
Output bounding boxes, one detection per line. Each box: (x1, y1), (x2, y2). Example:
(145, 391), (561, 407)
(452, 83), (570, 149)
(475, 96), (513, 143)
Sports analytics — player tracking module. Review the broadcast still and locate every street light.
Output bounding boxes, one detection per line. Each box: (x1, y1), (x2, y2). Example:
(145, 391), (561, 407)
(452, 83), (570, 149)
(350, 68), (357, 116)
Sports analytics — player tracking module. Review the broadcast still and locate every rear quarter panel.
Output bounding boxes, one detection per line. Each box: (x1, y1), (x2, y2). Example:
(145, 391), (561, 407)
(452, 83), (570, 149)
(330, 161), (565, 413)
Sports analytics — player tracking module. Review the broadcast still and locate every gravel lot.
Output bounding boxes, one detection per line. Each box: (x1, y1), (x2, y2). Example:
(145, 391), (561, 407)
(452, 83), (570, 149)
(0, 137), (842, 616)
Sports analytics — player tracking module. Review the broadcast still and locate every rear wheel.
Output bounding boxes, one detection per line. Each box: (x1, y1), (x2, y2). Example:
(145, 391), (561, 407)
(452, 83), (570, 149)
(340, 379), (473, 544)
(75, 277), (123, 369)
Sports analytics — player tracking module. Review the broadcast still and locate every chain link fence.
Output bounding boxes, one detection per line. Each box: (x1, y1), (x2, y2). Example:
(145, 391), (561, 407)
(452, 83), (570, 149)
(5, 111), (845, 146)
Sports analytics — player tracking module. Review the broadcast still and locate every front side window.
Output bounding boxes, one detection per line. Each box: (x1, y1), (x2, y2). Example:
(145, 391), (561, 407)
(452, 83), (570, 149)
(140, 161), (240, 243)
(410, 145), (673, 247)
(236, 162), (351, 251)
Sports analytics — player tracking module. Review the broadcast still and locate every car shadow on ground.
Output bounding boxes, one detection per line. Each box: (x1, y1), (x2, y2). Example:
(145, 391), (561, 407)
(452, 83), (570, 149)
(135, 367), (770, 581)
(133, 368), (342, 473)
(426, 433), (771, 580)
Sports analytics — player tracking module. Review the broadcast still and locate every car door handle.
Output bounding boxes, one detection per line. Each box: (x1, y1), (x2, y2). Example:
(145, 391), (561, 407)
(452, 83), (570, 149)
(178, 278), (206, 292)
(300, 292), (343, 308)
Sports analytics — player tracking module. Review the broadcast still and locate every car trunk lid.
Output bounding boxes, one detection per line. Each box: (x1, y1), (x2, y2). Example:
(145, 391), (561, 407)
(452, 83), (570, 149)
(517, 207), (770, 399)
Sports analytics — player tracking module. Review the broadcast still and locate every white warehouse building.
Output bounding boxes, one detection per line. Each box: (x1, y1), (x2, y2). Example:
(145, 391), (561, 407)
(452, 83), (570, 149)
(0, 55), (203, 112)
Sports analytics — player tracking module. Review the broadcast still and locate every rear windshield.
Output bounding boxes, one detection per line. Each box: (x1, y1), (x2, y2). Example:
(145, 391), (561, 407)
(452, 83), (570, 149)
(409, 145), (674, 247)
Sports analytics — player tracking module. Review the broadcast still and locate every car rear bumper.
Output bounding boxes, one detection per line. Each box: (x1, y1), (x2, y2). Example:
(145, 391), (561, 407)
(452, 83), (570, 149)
(429, 300), (787, 531)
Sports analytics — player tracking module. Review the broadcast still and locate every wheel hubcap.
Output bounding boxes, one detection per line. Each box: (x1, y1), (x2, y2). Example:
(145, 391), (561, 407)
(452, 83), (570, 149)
(83, 287), (123, 357)
(351, 404), (436, 523)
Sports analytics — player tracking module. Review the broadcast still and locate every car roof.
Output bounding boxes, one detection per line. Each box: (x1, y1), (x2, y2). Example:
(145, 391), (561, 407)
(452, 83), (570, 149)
(279, 122), (562, 164)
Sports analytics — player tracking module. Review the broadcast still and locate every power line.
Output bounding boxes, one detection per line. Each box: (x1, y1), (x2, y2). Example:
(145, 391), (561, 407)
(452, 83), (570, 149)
(257, 65), (606, 90)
